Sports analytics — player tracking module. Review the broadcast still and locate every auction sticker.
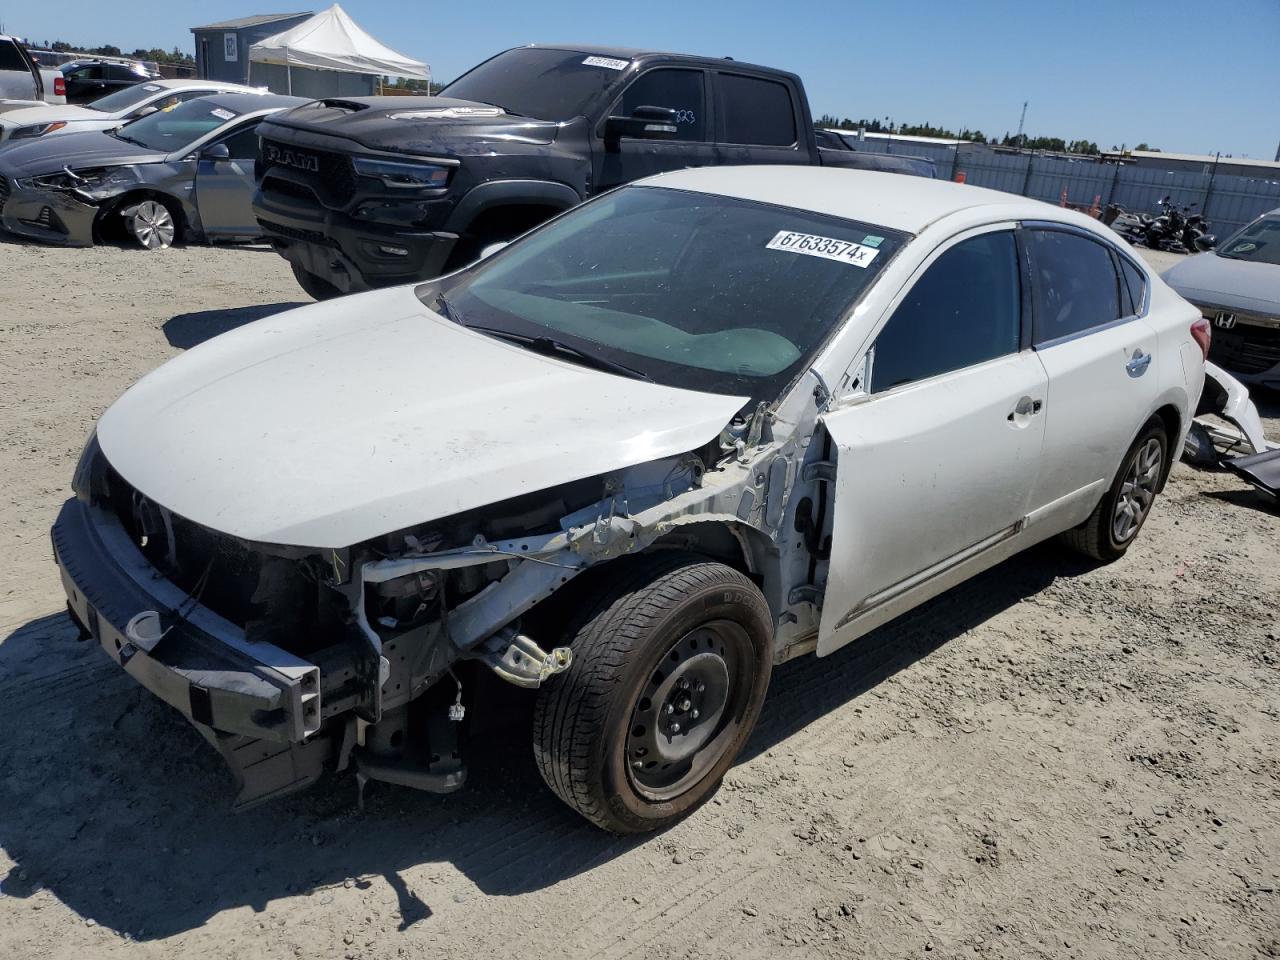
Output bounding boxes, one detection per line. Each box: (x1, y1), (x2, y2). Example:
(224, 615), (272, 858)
(766, 230), (880, 267)
(209, 107), (236, 121)
(583, 56), (630, 70)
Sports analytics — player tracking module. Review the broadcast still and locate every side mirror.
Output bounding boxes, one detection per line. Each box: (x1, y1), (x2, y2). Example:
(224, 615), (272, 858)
(201, 143), (231, 161)
(604, 105), (678, 153)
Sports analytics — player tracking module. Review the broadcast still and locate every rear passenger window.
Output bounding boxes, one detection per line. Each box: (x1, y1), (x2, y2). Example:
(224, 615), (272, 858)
(0, 40), (28, 72)
(871, 231), (1021, 392)
(1119, 257), (1146, 314)
(719, 74), (797, 146)
(618, 69), (705, 141)
(1029, 230), (1122, 344)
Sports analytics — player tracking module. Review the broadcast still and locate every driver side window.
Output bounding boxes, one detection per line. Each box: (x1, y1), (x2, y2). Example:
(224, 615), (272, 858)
(212, 122), (262, 160)
(617, 69), (705, 142)
(871, 231), (1022, 393)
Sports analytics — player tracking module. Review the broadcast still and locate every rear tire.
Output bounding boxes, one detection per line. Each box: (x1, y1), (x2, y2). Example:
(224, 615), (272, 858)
(532, 553), (773, 834)
(1060, 419), (1168, 562)
(290, 263), (343, 301)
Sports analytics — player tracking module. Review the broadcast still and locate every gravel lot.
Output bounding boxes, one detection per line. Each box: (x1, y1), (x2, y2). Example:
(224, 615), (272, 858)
(0, 237), (1277, 960)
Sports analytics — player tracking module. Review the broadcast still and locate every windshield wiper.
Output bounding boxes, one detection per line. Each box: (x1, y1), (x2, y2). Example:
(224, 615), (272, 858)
(465, 324), (652, 381)
(111, 131), (145, 147)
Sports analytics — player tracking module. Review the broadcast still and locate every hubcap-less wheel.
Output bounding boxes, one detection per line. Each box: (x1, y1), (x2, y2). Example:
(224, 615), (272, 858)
(625, 621), (750, 801)
(1112, 437), (1162, 543)
(128, 200), (175, 250)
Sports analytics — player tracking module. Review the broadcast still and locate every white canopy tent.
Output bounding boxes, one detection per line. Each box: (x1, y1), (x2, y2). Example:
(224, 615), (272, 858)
(248, 4), (429, 93)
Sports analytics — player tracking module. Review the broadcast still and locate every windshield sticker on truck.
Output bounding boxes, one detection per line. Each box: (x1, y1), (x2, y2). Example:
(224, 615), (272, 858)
(766, 230), (880, 268)
(861, 235), (885, 248)
(583, 56), (630, 70)
(208, 107), (236, 121)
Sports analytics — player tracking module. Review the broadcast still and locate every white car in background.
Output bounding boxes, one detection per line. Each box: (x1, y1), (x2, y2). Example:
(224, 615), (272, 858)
(0, 78), (270, 143)
(52, 167), (1206, 833)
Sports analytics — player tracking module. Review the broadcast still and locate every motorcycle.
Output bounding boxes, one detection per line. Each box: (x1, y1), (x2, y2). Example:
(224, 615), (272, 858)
(1107, 196), (1216, 253)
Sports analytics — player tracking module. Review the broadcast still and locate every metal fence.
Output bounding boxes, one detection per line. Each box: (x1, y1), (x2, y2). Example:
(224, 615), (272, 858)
(851, 138), (1280, 240)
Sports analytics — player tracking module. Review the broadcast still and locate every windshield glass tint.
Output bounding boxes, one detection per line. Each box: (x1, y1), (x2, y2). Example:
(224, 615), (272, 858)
(435, 186), (905, 399)
(440, 48), (627, 121)
(1219, 215), (1280, 266)
(113, 98), (235, 152)
(87, 81), (166, 113)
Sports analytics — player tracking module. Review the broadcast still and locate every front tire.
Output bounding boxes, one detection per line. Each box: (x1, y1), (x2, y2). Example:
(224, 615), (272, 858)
(1061, 419), (1168, 562)
(532, 553), (773, 834)
(123, 198), (179, 250)
(290, 263), (343, 301)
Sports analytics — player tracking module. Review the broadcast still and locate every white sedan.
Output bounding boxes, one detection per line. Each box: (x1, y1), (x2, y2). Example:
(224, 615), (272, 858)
(0, 78), (270, 143)
(51, 167), (1206, 833)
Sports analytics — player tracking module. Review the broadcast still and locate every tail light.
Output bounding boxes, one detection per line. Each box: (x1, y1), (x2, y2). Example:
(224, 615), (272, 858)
(53, 76), (66, 98)
(1190, 317), (1211, 361)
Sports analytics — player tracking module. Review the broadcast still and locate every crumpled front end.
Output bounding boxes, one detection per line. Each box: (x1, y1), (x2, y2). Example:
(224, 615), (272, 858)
(0, 173), (99, 245)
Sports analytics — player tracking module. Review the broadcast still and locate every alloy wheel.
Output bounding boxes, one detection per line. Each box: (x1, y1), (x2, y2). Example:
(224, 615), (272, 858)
(1112, 437), (1163, 543)
(129, 200), (175, 250)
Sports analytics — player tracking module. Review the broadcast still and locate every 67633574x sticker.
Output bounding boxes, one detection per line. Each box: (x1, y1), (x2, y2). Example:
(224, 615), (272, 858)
(765, 230), (880, 268)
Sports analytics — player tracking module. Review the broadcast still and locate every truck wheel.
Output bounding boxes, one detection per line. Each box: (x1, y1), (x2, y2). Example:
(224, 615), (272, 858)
(1060, 420), (1168, 562)
(532, 553), (773, 834)
(290, 263), (343, 301)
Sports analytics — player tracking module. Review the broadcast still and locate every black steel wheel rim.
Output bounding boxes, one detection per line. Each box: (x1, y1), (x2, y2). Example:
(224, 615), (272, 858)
(624, 619), (752, 801)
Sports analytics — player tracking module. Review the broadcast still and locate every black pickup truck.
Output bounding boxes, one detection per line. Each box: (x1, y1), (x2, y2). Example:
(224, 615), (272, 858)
(254, 44), (904, 298)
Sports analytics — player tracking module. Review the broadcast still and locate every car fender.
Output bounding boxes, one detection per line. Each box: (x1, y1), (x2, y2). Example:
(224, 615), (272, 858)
(445, 179), (582, 235)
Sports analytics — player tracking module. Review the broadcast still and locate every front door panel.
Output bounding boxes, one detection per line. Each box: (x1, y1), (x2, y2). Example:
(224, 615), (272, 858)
(816, 351), (1048, 654)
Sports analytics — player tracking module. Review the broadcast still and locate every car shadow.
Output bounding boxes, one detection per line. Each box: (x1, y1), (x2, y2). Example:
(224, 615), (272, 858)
(163, 303), (307, 350)
(0, 542), (1082, 941)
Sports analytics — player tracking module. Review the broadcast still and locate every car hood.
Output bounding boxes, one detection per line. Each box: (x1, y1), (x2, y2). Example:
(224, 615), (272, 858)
(1162, 252), (1280, 316)
(97, 286), (747, 549)
(261, 95), (561, 155)
(0, 129), (163, 177)
(0, 103), (101, 126)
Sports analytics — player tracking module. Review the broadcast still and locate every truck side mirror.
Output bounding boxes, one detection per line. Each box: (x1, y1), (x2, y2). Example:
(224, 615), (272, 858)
(603, 105), (678, 153)
(201, 143), (231, 161)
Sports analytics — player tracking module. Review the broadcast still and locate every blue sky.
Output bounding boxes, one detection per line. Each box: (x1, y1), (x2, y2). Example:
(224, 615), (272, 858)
(4, 0), (1277, 158)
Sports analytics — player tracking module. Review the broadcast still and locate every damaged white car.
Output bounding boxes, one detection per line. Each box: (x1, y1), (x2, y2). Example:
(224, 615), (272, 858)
(54, 167), (1206, 833)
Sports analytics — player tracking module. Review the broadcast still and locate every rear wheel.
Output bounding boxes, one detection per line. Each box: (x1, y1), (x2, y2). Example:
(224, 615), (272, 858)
(290, 263), (343, 301)
(532, 553), (773, 834)
(1061, 420), (1168, 562)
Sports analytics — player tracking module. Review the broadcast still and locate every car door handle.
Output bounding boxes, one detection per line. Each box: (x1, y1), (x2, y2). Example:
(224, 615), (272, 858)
(1126, 350), (1152, 377)
(1008, 396), (1043, 420)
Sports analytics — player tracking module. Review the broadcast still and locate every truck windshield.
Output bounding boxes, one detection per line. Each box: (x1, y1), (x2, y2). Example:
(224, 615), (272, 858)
(433, 185), (906, 400)
(111, 98), (237, 152)
(440, 48), (628, 122)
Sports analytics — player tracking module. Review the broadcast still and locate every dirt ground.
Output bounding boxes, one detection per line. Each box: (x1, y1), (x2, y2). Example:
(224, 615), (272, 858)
(0, 236), (1277, 960)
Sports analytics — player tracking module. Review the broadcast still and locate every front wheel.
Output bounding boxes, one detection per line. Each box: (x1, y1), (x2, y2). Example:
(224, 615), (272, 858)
(1061, 420), (1168, 562)
(290, 263), (343, 301)
(123, 198), (179, 250)
(532, 553), (773, 834)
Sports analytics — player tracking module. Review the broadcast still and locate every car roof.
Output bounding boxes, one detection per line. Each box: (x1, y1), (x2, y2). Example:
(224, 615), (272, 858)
(145, 78), (267, 92)
(202, 91), (309, 113)
(643, 165), (1072, 235)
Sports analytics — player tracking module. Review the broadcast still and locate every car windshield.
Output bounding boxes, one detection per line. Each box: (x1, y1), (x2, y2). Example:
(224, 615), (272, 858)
(440, 48), (628, 121)
(1218, 214), (1280, 266)
(433, 185), (906, 400)
(110, 98), (236, 152)
(87, 81), (168, 113)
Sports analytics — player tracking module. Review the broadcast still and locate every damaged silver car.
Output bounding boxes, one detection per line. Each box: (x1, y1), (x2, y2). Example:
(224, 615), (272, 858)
(0, 92), (304, 248)
(53, 167), (1203, 833)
